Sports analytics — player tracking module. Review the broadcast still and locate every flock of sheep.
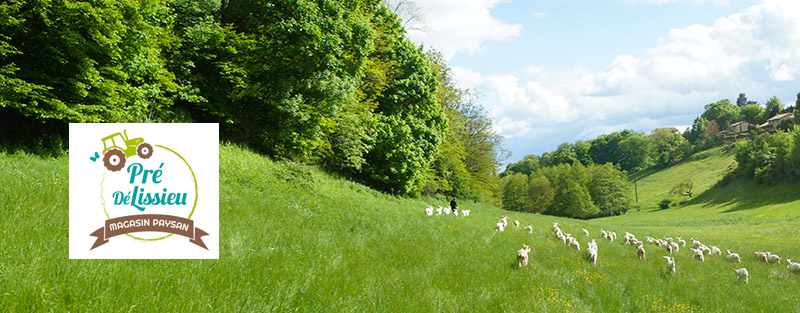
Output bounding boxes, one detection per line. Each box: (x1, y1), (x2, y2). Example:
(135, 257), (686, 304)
(423, 205), (800, 284)
(503, 214), (798, 285)
(425, 205), (470, 217)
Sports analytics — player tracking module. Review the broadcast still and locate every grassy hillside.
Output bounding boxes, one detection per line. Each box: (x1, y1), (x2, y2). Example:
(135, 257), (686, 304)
(1, 144), (799, 312)
(629, 146), (737, 210)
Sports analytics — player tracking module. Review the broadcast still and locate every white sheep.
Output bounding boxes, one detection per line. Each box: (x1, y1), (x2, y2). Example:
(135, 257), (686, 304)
(554, 228), (563, 240)
(638, 244), (646, 260)
(666, 242), (675, 254)
(754, 251), (768, 262)
(726, 250), (741, 263)
(677, 237), (686, 247)
(600, 229), (609, 240)
(524, 225), (533, 234)
(461, 209), (470, 217)
(691, 248), (705, 262)
(583, 228), (590, 237)
(663, 256), (676, 274)
(786, 259), (800, 274)
(669, 242), (680, 253)
(514, 220), (520, 227)
(734, 268), (749, 284)
(562, 233), (571, 245)
(443, 207), (452, 215)
(710, 246), (722, 256)
(517, 244), (532, 268)
(453, 209), (459, 216)
(425, 207), (434, 216)
(587, 245), (598, 265)
(496, 222), (505, 232)
(691, 238), (702, 248)
(500, 216), (508, 227)
(569, 237), (581, 251)
(623, 232), (637, 245)
(767, 252), (781, 264)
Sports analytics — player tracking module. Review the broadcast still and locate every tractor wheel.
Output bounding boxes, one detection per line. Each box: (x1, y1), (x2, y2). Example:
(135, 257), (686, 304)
(137, 143), (153, 159)
(103, 149), (126, 172)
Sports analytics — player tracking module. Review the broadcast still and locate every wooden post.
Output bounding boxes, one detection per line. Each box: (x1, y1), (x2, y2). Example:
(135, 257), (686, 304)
(634, 179), (638, 203)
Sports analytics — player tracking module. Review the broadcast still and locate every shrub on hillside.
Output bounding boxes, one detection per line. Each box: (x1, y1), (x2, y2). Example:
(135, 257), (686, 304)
(659, 199), (673, 210)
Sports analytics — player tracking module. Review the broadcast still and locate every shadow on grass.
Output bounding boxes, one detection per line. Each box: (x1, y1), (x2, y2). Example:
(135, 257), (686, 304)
(684, 177), (800, 213)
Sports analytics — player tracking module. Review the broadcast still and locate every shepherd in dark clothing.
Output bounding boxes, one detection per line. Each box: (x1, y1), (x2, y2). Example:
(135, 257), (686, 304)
(450, 198), (457, 213)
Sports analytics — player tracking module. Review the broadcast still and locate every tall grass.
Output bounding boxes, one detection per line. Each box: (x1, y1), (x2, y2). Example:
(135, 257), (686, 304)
(1, 144), (799, 312)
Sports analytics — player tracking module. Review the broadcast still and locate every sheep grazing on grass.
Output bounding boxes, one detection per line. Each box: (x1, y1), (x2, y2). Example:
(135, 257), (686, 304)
(568, 237), (581, 251)
(669, 242), (680, 253)
(663, 256), (676, 274)
(691, 248), (705, 262)
(754, 251), (768, 262)
(726, 250), (741, 263)
(609, 232), (617, 242)
(691, 238), (702, 248)
(563, 233), (574, 245)
(787, 259), (800, 274)
(453, 209), (459, 217)
(638, 244), (646, 260)
(766, 252), (781, 264)
(517, 244), (532, 268)
(444, 207), (452, 215)
(600, 229), (609, 240)
(583, 228), (590, 237)
(500, 216), (509, 227)
(677, 237), (686, 247)
(554, 229), (564, 241)
(587, 244), (598, 265)
(710, 246), (722, 256)
(514, 220), (520, 227)
(524, 225), (533, 234)
(496, 222), (505, 232)
(623, 232), (637, 245)
(666, 242), (675, 254)
(461, 209), (470, 217)
(425, 207), (434, 216)
(734, 268), (749, 284)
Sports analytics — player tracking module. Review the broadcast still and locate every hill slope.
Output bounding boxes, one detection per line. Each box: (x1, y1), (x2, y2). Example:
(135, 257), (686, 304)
(1, 144), (799, 312)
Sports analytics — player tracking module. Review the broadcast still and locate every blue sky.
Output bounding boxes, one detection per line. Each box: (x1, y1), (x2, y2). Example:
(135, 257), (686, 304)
(400, 0), (800, 164)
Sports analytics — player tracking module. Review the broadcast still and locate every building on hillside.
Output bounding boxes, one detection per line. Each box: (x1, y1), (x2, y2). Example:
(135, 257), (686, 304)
(758, 112), (795, 132)
(727, 121), (753, 134)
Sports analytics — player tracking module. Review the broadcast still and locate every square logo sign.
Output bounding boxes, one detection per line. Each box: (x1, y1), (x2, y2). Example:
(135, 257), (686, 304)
(69, 123), (219, 259)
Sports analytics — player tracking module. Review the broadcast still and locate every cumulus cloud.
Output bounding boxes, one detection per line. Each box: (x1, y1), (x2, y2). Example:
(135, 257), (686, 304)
(456, 0), (800, 144)
(405, 0), (522, 59)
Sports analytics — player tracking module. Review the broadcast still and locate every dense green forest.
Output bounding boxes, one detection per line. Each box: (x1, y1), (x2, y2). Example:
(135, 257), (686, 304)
(0, 0), (504, 202)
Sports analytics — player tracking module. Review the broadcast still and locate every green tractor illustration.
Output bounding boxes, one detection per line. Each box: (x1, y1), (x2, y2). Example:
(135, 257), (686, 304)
(101, 130), (153, 171)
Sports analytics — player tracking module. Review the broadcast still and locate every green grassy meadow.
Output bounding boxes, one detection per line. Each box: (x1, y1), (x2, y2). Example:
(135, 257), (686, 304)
(1, 144), (799, 312)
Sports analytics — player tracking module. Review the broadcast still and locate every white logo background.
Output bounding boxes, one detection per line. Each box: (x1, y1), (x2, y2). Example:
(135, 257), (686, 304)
(69, 123), (219, 259)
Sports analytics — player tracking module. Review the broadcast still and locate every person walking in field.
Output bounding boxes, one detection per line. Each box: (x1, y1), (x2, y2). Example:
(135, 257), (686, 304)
(450, 197), (457, 214)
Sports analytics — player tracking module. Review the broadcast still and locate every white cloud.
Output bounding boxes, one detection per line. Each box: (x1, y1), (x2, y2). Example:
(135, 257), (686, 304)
(450, 66), (484, 90)
(484, 0), (800, 139)
(406, 0), (522, 59)
(406, 0), (800, 158)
